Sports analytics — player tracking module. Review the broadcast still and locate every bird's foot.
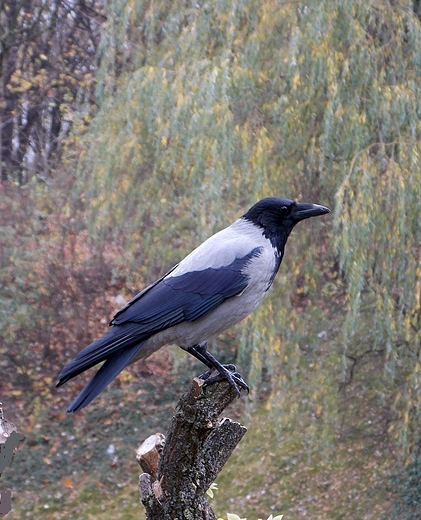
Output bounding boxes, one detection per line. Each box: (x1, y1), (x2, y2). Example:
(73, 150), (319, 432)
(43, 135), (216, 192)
(199, 364), (237, 377)
(185, 342), (249, 397)
(199, 366), (250, 397)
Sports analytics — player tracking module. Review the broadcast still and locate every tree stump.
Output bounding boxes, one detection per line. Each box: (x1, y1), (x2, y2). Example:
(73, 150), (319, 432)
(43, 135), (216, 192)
(137, 376), (247, 519)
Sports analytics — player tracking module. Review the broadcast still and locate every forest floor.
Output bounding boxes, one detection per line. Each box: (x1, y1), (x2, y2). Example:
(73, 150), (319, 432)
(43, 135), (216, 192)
(2, 345), (397, 520)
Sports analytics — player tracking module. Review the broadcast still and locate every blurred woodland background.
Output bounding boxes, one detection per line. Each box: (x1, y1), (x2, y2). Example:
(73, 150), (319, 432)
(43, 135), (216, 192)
(1, 0), (421, 518)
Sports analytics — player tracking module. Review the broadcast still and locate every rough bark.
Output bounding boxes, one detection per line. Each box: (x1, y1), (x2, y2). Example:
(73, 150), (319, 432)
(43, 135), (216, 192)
(137, 376), (247, 520)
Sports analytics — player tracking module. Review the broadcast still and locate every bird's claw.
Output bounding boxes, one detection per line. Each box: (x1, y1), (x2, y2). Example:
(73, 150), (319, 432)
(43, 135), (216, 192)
(199, 365), (250, 397)
(199, 364), (237, 380)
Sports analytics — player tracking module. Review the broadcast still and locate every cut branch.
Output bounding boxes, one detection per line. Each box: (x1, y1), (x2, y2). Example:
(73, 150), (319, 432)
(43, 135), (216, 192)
(138, 376), (247, 520)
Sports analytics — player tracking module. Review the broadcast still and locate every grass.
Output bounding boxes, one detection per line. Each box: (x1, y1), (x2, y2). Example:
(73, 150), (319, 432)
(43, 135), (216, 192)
(7, 397), (394, 520)
(1, 335), (401, 519)
(213, 405), (393, 519)
(7, 402), (392, 516)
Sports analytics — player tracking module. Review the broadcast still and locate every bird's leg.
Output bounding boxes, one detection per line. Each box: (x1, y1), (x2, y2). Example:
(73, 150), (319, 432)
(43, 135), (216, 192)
(184, 342), (249, 397)
(193, 342), (237, 374)
(182, 342), (236, 372)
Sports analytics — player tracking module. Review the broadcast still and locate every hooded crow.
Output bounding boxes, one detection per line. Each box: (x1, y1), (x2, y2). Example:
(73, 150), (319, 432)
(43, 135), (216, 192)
(57, 197), (330, 412)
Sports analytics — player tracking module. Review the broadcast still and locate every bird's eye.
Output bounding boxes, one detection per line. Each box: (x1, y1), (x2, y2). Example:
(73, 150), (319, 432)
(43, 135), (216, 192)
(279, 205), (289, 215)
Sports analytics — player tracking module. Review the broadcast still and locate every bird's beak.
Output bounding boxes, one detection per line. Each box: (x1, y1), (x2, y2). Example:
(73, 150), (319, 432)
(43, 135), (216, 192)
(293, 202), (331, 222)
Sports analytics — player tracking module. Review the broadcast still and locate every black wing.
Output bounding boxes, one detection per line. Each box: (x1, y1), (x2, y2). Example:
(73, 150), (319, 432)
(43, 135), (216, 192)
(110, 247), (262, 328)
(57, 247), (262, 390)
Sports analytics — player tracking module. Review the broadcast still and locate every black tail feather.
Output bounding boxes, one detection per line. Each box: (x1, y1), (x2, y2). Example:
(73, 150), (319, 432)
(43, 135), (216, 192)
(56, 324), (146, 387)
(66, 343), (145, 413)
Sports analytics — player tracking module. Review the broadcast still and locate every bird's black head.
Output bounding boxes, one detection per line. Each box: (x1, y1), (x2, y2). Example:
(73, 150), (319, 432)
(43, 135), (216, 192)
(242, 197), (331, 254)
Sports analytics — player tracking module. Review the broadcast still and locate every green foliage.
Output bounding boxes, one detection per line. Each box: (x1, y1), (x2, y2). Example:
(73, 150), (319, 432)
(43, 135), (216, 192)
(72, 0), (421, 458)
(206, 482), (218, 498)
(2, 0), (421, 517)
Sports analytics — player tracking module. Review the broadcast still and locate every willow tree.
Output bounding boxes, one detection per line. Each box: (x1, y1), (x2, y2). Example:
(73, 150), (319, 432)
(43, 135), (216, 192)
(75, 0), (421, 462)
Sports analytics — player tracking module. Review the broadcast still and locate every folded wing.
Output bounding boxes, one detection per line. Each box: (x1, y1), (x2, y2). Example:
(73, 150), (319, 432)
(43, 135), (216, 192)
(57, 247), (262, 411)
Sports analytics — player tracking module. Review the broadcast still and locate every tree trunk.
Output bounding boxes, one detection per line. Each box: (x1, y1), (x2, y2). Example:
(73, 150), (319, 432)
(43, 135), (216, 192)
(137, 376), (247, 519)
